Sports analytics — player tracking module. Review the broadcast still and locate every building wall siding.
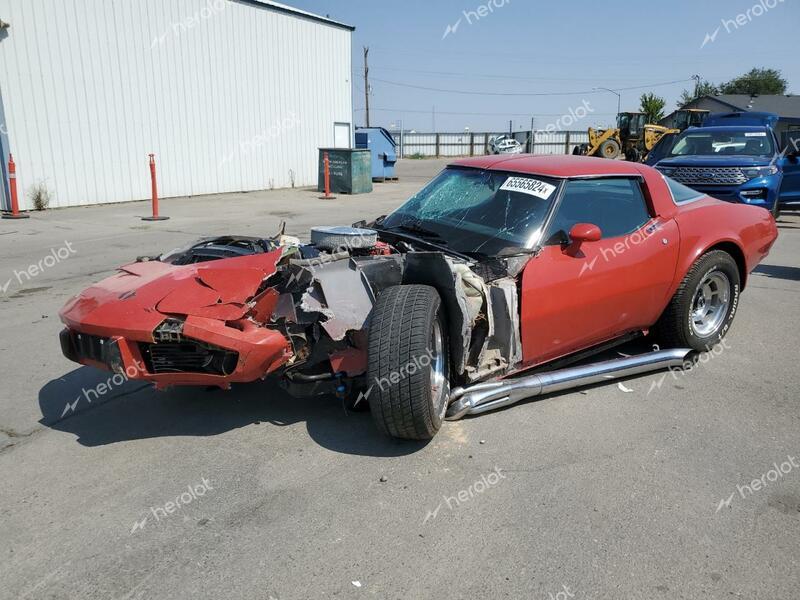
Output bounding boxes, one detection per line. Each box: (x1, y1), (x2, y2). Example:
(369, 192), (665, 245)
(0, 0), (353, 209)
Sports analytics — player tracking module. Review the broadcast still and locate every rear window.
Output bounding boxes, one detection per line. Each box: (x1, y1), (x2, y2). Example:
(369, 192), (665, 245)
(664, 176), (704, 204)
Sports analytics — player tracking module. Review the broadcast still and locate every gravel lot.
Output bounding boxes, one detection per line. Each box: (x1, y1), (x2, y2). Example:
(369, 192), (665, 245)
(1, 158), (798, 599)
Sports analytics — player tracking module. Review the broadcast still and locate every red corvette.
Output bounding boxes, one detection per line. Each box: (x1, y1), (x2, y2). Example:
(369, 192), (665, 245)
(59, 156), (777, 440)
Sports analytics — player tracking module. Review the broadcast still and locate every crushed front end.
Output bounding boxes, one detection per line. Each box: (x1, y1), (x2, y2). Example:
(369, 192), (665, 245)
(58, 226), (527, 397)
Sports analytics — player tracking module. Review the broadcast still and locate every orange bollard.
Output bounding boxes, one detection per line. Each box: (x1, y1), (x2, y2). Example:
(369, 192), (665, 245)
(318, 151), (337, 199)
(3, 154), (30, 220)
(142, 153), (169, 221)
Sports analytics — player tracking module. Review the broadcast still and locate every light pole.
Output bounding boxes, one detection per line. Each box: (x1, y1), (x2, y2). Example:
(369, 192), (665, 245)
(393, 119), (404, 159)
(594, 87), (621, 116)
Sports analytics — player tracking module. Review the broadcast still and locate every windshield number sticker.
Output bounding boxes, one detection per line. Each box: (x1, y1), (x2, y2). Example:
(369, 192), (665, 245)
(744, 132), (766, 137)
(499, 177), (556, 200)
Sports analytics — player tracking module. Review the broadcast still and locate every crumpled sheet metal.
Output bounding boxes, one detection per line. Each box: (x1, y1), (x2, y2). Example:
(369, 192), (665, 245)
(156, 267), (268, 321)
(297, 259), (375, 341)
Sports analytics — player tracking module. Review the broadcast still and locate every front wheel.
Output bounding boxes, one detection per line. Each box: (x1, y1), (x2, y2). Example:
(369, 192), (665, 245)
(625, 146), (642, 162)
(654, 250), (740, 351)
(599, 139), (621, 159)
(367, 285), (450, 440)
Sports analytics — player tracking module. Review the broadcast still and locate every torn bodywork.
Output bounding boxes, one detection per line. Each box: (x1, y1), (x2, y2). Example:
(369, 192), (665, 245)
(59, 229), (524, 396)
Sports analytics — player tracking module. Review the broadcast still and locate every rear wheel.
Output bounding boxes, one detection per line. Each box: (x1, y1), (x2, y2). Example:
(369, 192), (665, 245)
(654, 250), (740, 351)
(367, 285), (450, 440)
(599, 139), (621, 159)
(572, 144), (588, 156)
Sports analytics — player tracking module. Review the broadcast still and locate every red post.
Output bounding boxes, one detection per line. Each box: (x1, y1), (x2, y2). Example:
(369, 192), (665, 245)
(3, 153), (30, 220)
(318, 151), (336, 199)
(142, 153), (169, 221)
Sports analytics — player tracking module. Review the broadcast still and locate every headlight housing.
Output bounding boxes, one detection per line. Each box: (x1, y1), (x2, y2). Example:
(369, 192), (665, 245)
(742, 165), (778, 180)
(657, 167), (675, 177)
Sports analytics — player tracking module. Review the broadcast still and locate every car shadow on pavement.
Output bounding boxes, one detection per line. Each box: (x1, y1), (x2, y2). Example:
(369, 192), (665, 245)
(38, 366), (428, 457)
(753, 264), (800, 282)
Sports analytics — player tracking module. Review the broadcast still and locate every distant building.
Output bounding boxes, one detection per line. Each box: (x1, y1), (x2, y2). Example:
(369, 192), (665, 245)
(662, 95), (800, 139)
(0, 0), (354, 210)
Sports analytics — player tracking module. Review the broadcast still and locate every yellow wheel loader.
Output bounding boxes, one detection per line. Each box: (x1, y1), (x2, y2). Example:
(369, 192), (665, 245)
(573, 110), (709, 162)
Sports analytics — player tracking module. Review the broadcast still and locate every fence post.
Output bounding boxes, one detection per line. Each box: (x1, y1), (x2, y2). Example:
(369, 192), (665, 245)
(564, 131), (571, 155)
(469, 132), (474, 156)
(435, 133), (440, 158)
(530, 130), (536, 155)
(484, 134), (489, 155)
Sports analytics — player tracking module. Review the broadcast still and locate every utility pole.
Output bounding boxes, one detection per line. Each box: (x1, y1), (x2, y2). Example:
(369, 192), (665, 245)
(530, 117), (535, 153)
(363, 47), (370, 127)
(692, 74), (701, 102)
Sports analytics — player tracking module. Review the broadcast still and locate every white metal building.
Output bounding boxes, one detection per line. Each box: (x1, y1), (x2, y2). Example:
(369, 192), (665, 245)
(0, 0), (354, 210)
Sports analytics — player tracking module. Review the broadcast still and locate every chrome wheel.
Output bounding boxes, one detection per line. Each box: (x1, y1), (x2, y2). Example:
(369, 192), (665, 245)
(690, 271), (731, 337)
(430, 320), (449, 418)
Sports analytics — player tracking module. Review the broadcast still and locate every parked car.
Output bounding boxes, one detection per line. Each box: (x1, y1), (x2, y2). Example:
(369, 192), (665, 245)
(648, 112), (800, 217)
(59, 156), (777, 440)
(489, 135), (524, 154)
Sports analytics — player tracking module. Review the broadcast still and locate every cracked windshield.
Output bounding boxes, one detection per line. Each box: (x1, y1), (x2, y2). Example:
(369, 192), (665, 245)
(381, 167), (560, 256)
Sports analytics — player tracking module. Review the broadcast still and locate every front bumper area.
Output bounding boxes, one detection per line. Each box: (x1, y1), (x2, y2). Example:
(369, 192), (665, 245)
(60, 315), (292, 388)
(677, 175), (782, 210)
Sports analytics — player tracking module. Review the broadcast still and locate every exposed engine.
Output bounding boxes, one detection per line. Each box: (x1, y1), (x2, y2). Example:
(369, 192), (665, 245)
(131, 224), (524, 397)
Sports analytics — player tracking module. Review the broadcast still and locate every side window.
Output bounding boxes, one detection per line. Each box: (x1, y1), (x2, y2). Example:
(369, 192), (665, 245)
(664, 176), (704, 204)
(545, 178), (651, 243)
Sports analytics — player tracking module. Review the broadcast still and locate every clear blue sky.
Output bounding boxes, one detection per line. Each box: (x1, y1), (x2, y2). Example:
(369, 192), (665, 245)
(288, 0), (799, 132)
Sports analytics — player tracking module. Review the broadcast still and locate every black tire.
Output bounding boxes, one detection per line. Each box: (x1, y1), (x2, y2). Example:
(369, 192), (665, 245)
(367, 285), (450, 440)
(654, 250), (740, 351)
(625, 146), (642, 162)
(599, 139), (621, 159)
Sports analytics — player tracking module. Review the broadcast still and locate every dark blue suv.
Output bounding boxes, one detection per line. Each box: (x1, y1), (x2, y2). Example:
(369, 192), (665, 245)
(648, 112), (800, 215)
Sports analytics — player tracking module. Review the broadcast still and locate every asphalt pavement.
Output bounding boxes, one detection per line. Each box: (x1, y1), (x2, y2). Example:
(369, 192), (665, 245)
(1, 158), (798, 600)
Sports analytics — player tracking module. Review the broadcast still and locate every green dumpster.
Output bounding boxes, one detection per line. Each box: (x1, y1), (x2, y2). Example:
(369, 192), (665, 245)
(317, 148), (373, 195)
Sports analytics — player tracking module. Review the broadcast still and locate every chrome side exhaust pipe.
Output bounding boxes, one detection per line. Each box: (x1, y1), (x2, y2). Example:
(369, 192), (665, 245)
(445, 348), (692, 420)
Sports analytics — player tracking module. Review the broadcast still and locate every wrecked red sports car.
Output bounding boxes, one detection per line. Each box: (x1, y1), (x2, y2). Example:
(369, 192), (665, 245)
(59, 156), (777, 440)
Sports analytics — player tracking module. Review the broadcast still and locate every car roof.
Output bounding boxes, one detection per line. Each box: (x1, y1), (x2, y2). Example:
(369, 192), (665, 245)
(684, 125), (768, 132)
(448, 154), (646, 178)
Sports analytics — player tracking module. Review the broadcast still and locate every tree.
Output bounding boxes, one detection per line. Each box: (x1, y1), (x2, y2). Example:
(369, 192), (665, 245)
(639, 92), (666, 124)
(679, 80), (719, 106)
(718, 68), (788, 95)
